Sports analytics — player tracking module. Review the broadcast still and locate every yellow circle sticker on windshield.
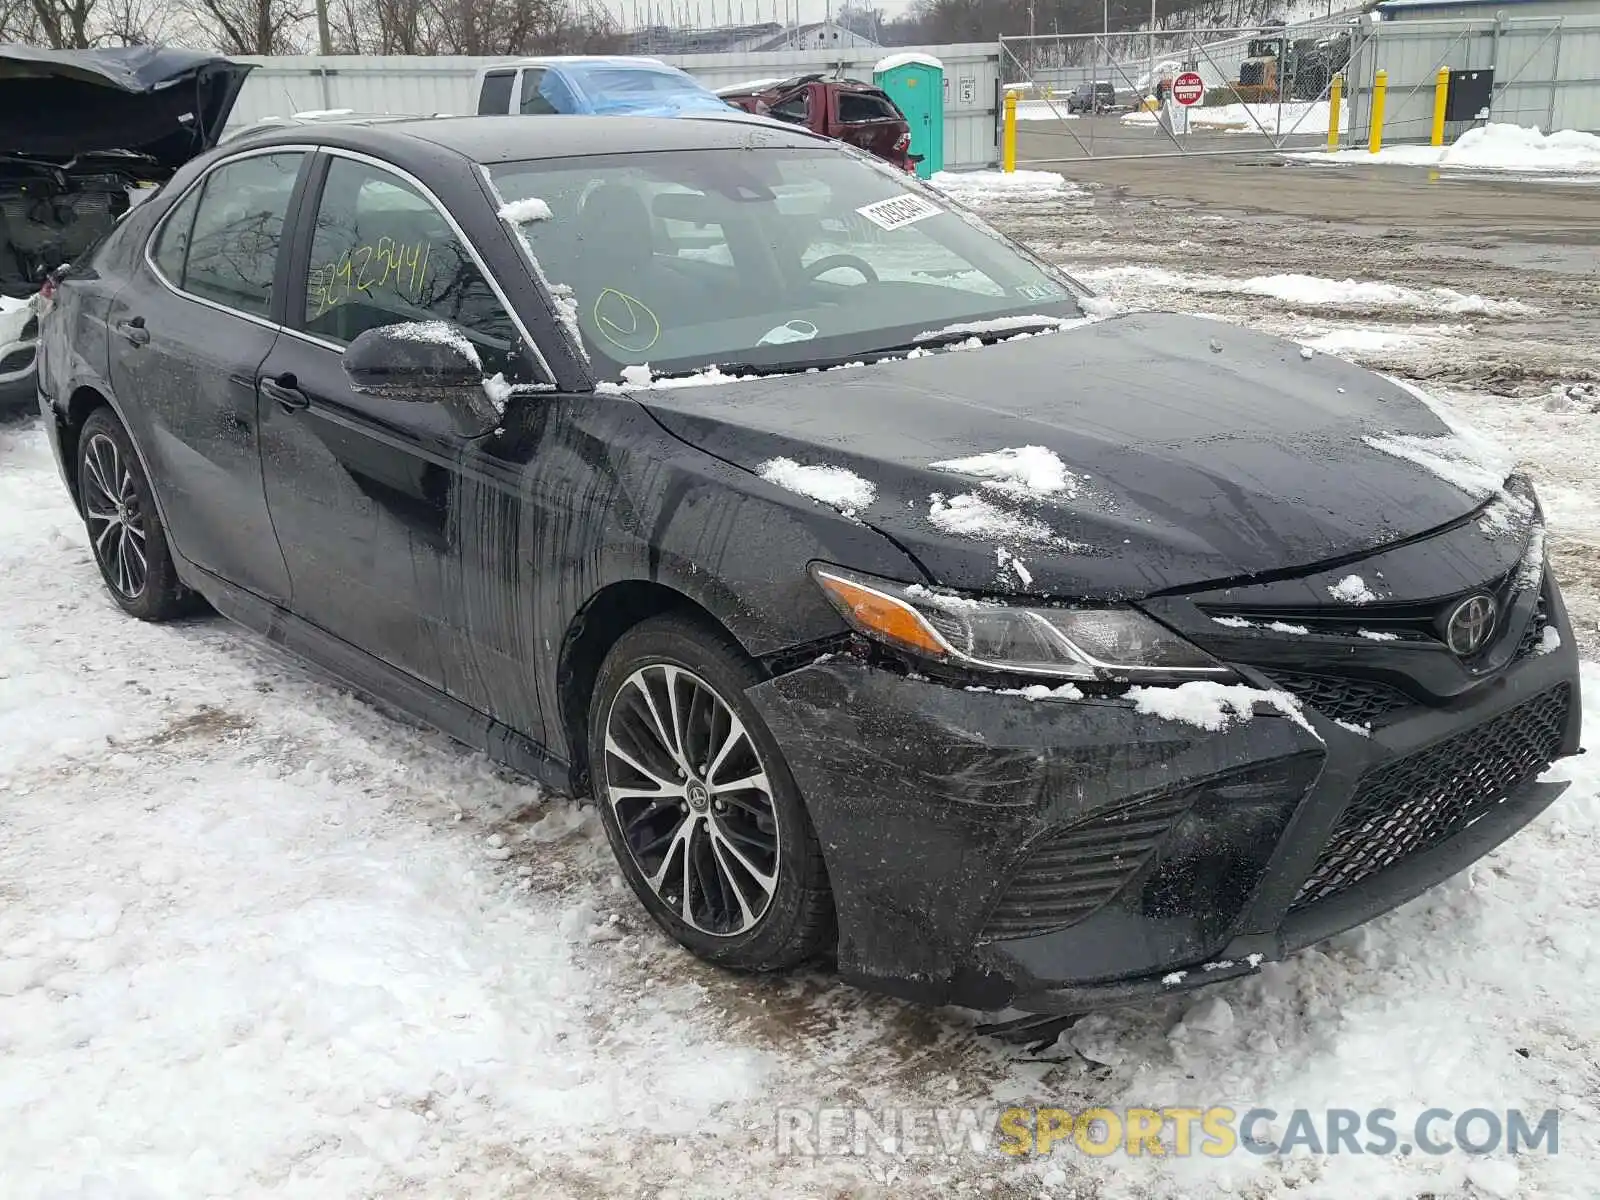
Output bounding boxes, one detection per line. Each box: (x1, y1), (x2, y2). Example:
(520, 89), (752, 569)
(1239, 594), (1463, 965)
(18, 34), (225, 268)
(594, 289), (660, 353)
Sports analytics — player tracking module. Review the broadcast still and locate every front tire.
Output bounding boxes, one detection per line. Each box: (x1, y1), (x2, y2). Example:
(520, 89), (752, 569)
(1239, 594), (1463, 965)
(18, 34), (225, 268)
(589, 613), (834, 972)
(77, 407), (189, 621)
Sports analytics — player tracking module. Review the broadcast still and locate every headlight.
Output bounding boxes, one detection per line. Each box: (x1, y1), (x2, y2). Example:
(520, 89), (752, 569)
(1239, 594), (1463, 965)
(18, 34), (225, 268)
(811, 565), (1234, 683)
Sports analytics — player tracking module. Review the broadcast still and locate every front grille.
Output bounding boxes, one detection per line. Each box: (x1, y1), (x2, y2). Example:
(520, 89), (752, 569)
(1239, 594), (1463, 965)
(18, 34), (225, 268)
(1269, 672), (1414, 726)
(980, 789), (1195, 940)
(1292, 684), (1570, 908)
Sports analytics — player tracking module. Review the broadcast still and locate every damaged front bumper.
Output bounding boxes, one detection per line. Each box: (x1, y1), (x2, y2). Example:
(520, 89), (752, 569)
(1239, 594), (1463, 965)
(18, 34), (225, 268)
(745, 585), (1581, 1015)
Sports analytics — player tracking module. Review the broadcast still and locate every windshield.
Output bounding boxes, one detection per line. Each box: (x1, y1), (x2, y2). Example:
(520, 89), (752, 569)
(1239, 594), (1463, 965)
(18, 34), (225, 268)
(488, 147), (1085, 380)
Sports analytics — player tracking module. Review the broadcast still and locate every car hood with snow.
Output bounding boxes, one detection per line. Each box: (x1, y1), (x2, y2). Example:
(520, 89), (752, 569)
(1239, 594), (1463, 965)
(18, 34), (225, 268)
(637, 312), (1513, 597)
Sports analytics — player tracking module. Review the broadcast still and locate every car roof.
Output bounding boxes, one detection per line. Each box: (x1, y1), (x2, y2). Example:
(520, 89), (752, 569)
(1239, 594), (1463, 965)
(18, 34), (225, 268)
(233, 113), (829, 165)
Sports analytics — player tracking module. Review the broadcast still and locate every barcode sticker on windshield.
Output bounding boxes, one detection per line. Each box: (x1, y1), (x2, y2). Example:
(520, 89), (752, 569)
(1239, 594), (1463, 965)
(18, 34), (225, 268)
(855, 194), (943, 231)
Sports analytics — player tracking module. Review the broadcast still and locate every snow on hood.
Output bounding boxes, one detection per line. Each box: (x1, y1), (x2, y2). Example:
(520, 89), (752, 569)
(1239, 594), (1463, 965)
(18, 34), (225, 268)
(636, 313), (1519, 598)
(758, 458), (876, 517)
(929, 445), (1076, 499)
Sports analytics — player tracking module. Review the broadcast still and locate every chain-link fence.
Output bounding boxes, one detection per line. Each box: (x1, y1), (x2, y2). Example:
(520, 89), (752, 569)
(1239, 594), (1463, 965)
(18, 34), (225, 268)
(1001, 20), (1370, 160)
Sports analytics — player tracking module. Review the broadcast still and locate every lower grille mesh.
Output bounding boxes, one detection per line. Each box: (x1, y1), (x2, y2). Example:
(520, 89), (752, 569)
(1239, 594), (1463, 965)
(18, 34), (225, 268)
(1292, 684), (1570, 908)
(980, 789), (1195, 940)
(1270, 672), (1414, 726)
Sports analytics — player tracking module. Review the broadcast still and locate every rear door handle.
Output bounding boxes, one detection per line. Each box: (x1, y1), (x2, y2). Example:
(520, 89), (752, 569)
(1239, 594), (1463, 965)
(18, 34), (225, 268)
(116, 317), (150, 347)
(261, 374), (309, 412)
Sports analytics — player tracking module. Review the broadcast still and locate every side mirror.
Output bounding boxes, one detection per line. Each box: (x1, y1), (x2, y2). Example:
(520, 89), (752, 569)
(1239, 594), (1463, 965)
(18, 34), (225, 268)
(342, 321), (483, 400)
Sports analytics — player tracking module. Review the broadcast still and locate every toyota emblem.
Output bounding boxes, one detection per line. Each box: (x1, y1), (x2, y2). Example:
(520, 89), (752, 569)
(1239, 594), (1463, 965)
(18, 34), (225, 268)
(1444, 594), (1497, 657)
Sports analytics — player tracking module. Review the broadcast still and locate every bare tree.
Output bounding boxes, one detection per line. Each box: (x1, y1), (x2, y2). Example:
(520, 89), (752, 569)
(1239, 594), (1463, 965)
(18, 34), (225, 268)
(0, 0), (43, 40)
(28, 0), (98, 46)
(195, 0), (311, 52)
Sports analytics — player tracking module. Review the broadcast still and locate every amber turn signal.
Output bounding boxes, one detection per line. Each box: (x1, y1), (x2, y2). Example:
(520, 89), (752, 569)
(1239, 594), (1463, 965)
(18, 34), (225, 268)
(813, 569), (950, 658)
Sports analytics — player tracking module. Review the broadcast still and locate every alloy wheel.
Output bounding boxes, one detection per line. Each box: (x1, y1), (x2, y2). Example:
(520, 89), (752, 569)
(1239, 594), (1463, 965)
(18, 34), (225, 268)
(603, 663), (782, 937)
(81, 432), (148, 600)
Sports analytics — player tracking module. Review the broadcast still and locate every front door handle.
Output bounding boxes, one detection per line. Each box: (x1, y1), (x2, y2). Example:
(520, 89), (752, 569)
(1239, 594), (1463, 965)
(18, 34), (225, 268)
(116, 316), (150, 347)
(261, 374), (309, 412)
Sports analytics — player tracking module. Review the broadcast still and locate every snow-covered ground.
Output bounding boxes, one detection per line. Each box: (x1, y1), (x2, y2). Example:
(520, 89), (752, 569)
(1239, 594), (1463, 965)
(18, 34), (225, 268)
(4, 168), (1600, 1199)
(1299, 123), (1600, 174)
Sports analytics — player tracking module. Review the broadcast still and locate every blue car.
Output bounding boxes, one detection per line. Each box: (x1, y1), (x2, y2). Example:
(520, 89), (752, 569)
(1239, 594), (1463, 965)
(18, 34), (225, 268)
(474, 56), (736, 118)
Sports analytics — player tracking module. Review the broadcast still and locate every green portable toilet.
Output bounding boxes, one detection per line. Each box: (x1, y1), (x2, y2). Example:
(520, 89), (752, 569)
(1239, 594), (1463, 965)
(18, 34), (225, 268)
(874, 53), (944, 179)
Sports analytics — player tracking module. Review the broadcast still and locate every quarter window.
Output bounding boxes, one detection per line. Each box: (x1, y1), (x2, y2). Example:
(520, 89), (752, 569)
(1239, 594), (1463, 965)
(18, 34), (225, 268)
(176, 152), (304, 318)
(150, 187), (200, 282)
(300, 157), (528, 379)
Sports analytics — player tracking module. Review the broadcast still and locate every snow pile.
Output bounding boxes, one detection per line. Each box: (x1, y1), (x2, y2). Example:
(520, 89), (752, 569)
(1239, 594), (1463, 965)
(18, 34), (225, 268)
(928, 169), (1077, 203)
(385, 321), (481, 368)
(1128, 680), (1315, 735)
(1302, 123), (1600, 174)
(1124, 100), (1346, 135)
(1014, 99), (1079, 122)
(929, 445), (1075, 498)
(1299, 325), (1441, 356)
(873, 51), (943, 73)
(758, 457), (877, 517)
(1329, 574), (1378, 604)
(498, 197), (554, 223)
(1076, 264), (1534, 317)
(928, 491), (1058, 544)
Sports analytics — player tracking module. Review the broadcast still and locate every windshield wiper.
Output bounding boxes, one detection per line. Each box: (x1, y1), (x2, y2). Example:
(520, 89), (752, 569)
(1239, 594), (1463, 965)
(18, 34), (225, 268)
(620, 320), (1077, 385)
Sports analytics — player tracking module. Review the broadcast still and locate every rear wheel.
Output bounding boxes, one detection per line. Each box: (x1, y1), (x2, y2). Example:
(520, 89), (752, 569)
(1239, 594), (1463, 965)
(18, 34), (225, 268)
(589, 613), (834, 971)
(77, 407), (189, 621)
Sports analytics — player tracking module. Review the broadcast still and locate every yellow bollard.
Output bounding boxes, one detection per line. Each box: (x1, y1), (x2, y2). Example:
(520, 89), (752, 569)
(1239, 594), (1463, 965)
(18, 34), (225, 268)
(1369, 68), (1388, 154)
(1431, 66), (1451, 147)
(1003, 90), (1018, 174)
(1327, 73), (1343, 150)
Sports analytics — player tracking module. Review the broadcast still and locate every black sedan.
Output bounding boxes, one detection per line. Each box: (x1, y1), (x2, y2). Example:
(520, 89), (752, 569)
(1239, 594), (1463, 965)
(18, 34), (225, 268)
(36, 114), (1580, 1020)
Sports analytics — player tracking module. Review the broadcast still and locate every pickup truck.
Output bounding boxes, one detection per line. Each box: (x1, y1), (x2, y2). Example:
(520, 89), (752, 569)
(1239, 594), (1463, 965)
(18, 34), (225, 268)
(716, 75), (917, 172)
(473, 56), (733, 118)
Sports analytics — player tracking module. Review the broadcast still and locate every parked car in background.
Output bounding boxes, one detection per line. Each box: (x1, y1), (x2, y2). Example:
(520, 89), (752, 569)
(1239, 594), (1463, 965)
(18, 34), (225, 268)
(717, 74), (917, 171)
(473, 56), (732, 117)
(37, 114), (1580, 1027)
(0, 45), (251, 414)
(1065, 81), (1119, 114)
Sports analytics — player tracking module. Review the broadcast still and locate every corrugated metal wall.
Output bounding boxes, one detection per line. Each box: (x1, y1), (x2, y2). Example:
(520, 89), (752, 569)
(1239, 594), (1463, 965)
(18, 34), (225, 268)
(1344, 14), (1600, 141)
(228, 44), (1003, 168)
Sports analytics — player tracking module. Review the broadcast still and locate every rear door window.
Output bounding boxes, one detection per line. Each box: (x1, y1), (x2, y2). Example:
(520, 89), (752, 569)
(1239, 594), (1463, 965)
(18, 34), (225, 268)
(479, 69), (515, 114)
(167, 152), (304, 318)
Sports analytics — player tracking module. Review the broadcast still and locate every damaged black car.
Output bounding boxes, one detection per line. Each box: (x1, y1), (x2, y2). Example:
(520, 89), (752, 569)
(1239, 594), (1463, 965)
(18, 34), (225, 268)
(0, 45), (252, 412)
(36, 115), (1580, 1022)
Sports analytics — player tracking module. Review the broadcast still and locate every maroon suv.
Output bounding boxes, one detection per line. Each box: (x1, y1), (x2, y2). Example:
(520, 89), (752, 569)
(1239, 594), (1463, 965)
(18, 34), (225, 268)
(718, 74), (917, 171)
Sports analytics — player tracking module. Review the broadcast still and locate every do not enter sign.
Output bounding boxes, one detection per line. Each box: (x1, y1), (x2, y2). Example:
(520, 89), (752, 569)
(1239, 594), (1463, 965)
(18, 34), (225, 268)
(1172, 71), (1205, 107)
